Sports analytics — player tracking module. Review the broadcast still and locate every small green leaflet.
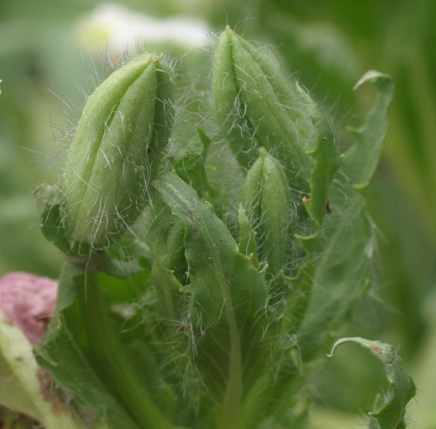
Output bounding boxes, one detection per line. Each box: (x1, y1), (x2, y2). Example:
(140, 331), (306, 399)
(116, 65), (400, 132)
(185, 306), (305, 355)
(327, 337), (416, 429)
(343, 70), (395, 191)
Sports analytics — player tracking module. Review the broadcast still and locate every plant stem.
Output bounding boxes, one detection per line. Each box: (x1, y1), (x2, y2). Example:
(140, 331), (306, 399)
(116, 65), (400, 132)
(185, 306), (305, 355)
(76, 266), (173, 429)
(200, 230), (243, 429)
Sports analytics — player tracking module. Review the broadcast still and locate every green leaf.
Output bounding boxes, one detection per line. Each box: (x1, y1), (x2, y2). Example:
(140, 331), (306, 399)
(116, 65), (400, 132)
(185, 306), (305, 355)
(152, 171), (270, 427)
(34, 263), (174, 429)
(173, 135), (209, 199)
(343, 71), (395, 191)
(327, 337), (416, 429)
(278, 87), (342, 329)
(146, 206), (187, 320)
(33, 183), (70, 254)
(297, 72), (395, 353)
(296, 83), (343, 230)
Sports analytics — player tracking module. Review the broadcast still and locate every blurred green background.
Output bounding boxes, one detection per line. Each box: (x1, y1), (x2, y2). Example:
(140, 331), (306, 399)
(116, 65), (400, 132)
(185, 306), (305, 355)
(1, 0), (435, 427)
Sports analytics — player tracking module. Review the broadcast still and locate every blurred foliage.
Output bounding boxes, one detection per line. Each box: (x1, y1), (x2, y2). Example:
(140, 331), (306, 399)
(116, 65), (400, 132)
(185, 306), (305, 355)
(0, 406), (38, 429)
(0, 0), (435, 427)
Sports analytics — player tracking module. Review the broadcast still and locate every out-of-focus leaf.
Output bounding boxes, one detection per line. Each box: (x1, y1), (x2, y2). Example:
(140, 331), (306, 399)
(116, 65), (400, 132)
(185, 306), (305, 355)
(173, 129), (215, 200)
(146, 205), (187, 320)
(0, 315), (83, 428)
(343, 71), (394, 191)
(327, 337), (416, 429)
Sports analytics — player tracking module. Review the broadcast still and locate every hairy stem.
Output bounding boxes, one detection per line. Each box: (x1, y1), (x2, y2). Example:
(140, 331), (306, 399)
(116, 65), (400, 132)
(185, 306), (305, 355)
(202, 227), (243, 429)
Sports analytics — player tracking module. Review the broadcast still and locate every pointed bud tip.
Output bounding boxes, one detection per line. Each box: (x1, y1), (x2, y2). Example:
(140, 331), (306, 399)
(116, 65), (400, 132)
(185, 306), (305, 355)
(151, 53), (163, 63)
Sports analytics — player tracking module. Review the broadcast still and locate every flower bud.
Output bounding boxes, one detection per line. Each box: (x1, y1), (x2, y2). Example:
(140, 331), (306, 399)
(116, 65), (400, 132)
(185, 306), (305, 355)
(61, 53), (174, 250)
(212, 26), (315, 191)
(239, 148), (291, 279)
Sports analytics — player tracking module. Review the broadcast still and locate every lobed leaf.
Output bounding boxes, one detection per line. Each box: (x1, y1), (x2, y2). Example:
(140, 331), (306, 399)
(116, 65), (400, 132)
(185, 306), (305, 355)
(298, 72), (395, 353)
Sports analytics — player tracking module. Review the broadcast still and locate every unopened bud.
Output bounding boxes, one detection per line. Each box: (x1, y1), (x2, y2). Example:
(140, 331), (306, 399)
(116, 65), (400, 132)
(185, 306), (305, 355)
(212, 26), (315, 192)
(61, 53), (174, 250)
(239, 148), (292, 278)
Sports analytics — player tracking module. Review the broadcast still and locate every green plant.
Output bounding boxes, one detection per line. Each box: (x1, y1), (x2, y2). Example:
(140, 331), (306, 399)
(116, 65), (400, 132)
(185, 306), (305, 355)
(0, 27), (415, 429)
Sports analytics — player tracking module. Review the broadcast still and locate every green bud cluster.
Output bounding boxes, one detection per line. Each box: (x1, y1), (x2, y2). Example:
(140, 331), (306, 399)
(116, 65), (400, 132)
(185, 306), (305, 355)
(32, 25), (405, 429)
(213, 26), (341, 282)
(60, 53), (174, 251)
(239, 148), (292, 280)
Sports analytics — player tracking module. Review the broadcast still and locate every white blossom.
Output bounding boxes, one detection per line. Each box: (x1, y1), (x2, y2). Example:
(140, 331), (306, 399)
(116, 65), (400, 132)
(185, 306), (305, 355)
(75, 3), (211, 56)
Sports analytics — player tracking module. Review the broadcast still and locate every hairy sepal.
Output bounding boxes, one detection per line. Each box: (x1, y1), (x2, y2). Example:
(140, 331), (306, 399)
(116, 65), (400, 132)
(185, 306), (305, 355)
(213, 27), (341, 270)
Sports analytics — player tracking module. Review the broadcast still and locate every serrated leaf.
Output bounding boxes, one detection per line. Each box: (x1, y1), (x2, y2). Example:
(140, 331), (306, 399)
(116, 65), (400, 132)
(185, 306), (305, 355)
(152, 171), (270, 420)
(296, 83), (343, 229)
(327, 337), (416, 429)
(343, 71), (395, 191)
(297, 72), (394, 352)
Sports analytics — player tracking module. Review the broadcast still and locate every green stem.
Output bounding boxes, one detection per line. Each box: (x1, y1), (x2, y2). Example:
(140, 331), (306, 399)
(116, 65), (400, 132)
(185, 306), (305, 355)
(188, 213), (243, 429)
(74, 265), (173, 429)
(219, 311), (243, 429)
